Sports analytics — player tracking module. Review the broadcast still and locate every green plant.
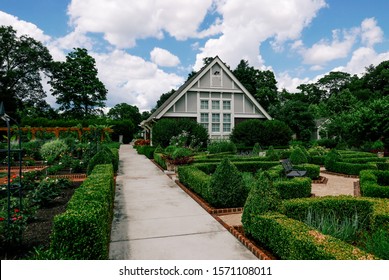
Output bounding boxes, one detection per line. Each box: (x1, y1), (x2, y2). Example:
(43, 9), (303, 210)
(290, 147), (308, 165)
(29, 178), (71, 207)
(242, 171), (282, 236)
(266, 146), (279, 161)
(274, 177), (312, 199)
(86, 146), (118, 175)
(207, 140), (237, 154)
(40, 139), (69, 164)
(208, 158), (247, 208)
(364, 229), (389, 259)
(372, 140), (385, 152)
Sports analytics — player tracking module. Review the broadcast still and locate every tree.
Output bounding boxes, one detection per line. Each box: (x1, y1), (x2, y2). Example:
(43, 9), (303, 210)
(151, 89), (175, 113)
(316, 71), (352, 98)
(49, 48), (107, 118)
(0, 25), (53, 119)
(107, 103), (142, 126)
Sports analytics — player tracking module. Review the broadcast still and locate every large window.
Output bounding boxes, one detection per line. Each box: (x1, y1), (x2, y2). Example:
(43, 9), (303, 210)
(200, 100), (208, 109)
(223, 100), (231, 110)
(223, 113), (231, 132)
(212, 100), (220, 110)
(200, 113), (209, 130)
(212, 113), (220, 132)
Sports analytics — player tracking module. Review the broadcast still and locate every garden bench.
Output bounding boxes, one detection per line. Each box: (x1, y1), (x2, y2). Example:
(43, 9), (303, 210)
(282, 159), (307, 178)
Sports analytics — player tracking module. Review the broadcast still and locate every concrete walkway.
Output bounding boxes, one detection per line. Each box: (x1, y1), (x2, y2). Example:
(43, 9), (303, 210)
(109, 145), (257, 260)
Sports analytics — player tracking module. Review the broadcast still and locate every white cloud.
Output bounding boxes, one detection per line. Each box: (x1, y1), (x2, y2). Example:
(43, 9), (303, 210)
(299, 28), (358, 66)
(0, 11), (51, 43)
(93, 50), (184, 111)
(194, 0), (327, 70)
(361, 17), (383, 47)
(67, 0), (216, 48)
(150, 47), (180, 67)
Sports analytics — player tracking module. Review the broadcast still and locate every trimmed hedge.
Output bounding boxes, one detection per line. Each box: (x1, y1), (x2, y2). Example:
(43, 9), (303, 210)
(193, 156), (274, 164)
(274, 178), (312, 199)
(153, 152), (167, 169)
(282, 197), (373, 231)
(193, 161), (280, 175)
(326, 161), (378, 175)
(310, 155), (325, 165)
(87, 146), (119, 175)
(294, 163), (320, 180)
(341, 157), (387, 164)
(136, 145), (156, 159)
(177, 165), (211, 200)
(50, 164), (114, 259)
(244, 213), (375, 260)
(360, 170), (389, 198)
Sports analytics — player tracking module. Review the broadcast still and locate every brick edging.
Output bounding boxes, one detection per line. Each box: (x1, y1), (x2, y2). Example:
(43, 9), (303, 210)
(312, 176), (328, 184)
(354, 180), (361, 197)
(321, 170), (359, 178)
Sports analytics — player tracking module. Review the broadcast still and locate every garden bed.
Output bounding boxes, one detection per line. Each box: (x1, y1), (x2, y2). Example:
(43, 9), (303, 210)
(0, 185), (75, 259)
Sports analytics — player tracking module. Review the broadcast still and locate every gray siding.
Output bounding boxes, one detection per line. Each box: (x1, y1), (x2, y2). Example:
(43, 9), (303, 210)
(175, 95), (186, 112)
(234, 93), (244, 113)
(187, 92), (197, 112)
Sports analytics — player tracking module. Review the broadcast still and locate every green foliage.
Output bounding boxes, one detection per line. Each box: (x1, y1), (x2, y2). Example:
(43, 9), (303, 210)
(40, 139), (69, 164)
(153, 152), (167, 169)
(360, 170), (389, 198)
(274, 177), (312, 199)
(364, 228), (389, 260)
(242, 172), (281, 235)
(207, 140), (237, 154)
(266, 146), (279, 161)
(136, 145), (156, 159)
(29, 178), (72, 207)
(290, 147), (308, 165)
(50, 164), (114, 259)
(171, 147), (193, 160)
(294, 164), (320, 179)
(152, 119), (208, 148)
(177, 166), (211, 200)
(49, 48), (107, 119)
(245, 213), (375, 260)
(194, 161), (280, 174)
(87, 146), (118, 175)
(230, 119), (292, 147)
(208, 159), (248, 208)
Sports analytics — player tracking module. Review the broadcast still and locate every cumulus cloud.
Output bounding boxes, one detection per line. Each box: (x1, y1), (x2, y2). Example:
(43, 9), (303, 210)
(150, 47), (180, 67)
(361, 17), (383, 47)
(67, 0), (217, 48)
(0, 11), (51, 43)
(93, 50), (184, 111)
(194, 0), (327, 70)
(299, 28), (358, 66)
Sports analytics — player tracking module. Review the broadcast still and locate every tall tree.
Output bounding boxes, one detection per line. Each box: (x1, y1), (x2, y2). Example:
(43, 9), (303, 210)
(0, 25), (52, 119)
(49, 48), (107, 118)
(316, 71), (352, 98)
(107, 103), (142, 125)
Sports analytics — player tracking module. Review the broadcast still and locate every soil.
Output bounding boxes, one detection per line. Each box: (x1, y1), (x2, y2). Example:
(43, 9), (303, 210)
(0, 187), (75, 260)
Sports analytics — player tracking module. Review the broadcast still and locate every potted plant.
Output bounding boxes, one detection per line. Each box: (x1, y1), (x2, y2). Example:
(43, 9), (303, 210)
(372, 140), (385, 157)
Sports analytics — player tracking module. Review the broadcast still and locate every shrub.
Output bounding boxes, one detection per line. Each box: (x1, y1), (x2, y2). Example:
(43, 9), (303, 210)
(274, 177), (312, 199)
(137, 145), (156, 159)
(294, 164), (320, 179)
(29, 178), (72, 207)
(266, 146), (279, 161)
(208, 158), (248, 208)
(40, 139), (68, 164)
(152, 118), (208, 148)
(230, 119), (292, 147)
(290, 147), (308, 165)
(50, 164), (114, 259)
(87, 146), (118, 175)
(154, 153), (167, 169)
(193, 161), (280, 175)
(207, 140), (237, 154)
(360, 170), (389, 198)
(177, 166), (211, 200)
(242, 171), (282, 236)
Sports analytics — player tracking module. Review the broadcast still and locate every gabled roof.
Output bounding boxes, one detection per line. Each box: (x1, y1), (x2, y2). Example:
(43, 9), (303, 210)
(141, 56), (271, 127)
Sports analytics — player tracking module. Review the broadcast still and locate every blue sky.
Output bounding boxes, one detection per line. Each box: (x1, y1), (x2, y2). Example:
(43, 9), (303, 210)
(1, 0), (388, 111)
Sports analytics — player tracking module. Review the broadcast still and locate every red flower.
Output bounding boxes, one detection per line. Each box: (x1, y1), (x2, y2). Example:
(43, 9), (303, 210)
(14, 208), (20, 213)
(0, 217), (5, 221)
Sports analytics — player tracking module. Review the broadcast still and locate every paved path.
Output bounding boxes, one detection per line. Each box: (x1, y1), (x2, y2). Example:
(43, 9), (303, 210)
(109, 145), (257, 260)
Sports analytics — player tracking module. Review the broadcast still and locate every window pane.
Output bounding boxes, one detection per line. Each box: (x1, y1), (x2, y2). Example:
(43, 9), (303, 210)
(200, 113), (208, 122)
(212, 100), (220, 109)
(223, 100), (231, 110)
(223, 123), (231, 132)
(223, 113), (231, 123)
(201, 123), (209, 130)
(212, 113), (220, 122)
(200, 100), (208, 109)
(212, 123), (220, 132)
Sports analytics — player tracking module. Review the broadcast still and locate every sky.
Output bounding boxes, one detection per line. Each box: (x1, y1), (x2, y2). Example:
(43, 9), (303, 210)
(0, 0), (388, 112)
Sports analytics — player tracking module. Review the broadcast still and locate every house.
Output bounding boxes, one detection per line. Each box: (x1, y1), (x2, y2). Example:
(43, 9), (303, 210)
(140, 56), (271, 144)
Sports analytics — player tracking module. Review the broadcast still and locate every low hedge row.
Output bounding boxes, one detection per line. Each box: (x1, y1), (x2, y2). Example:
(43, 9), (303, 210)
(177, 165), (211, 200)
(294, 164), (320, 180)
(282, 197), (373, 231)
(326, 161), (377, 175)
(377, 162), (389, 171)
(274, 178), (312, 199)
(337, 151), (377, 158)
(360, 170), (389, 198)
(244, 213), (375, 260)
(50, 164), (115, 259)
(310, 155), (325, 165)
(193, 156), (274, 164)
(193, 161), (280, 174)
(136, 145), (156, 159)
(153, 152), (167, 169)
(341, 157), (387, 164)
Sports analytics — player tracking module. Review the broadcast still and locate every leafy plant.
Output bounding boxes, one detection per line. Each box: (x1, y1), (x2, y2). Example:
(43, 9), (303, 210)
(40, 139), (69, 164)
(290, 147), (308, 165)
(29, 178), (71, 207)
(207, 140), (237, 154)
(266, 146), (279, 161)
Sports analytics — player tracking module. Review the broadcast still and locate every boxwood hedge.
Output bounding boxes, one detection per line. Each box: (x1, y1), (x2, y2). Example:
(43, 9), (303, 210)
(274, 178), (312, 199)
(360, 170), (389, 198)
(50, 164), (114, 259)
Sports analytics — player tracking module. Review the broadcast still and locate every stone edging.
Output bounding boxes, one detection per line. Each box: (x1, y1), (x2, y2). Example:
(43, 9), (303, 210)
(312, 176), (328, 184)
(354, 181), (361, 197)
